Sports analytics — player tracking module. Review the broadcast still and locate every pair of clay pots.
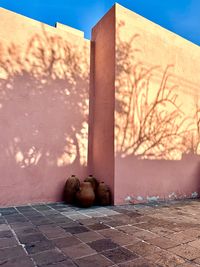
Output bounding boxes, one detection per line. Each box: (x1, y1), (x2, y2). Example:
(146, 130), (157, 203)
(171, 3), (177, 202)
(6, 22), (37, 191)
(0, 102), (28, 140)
(64, 175), (111, 208)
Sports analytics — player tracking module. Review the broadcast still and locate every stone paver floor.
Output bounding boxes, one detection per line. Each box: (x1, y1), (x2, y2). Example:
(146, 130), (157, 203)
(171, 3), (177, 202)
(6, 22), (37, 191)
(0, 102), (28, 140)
(1, 200), (200, 266)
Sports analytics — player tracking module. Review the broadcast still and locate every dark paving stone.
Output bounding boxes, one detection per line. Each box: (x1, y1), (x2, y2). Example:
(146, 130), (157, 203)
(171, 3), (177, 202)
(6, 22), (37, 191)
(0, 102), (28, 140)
(32, 249), (67, 267)
(61, 243), (96, 259)
(63, 225), (89, 234)
(0, 225), (9, 232)
(87, 238), (118, 252)
(47, 203), (66, 207)
(42, 259), (77, 267)
(78, 218), (99, 226)
(52, 236), (81, 248)
(0, 218), (6, 224)
(0, 230), (13, 238)
(87, 223), (110, 231)
(24, 213), (45, 218)
(10, 222), (34, 229)
(31, 204), (51, 211)
(48, 204), (69, 210)
(0, 237), (18, 248)
(0, 256), (35, 267)
(4, 215), (28, 223)
(111, 233), (140, 246)
(38, 225), (69, 239)
(75, 253), (113, 267)
(14, 226), (39, 236)
(0, 245), (26, 260)
(48, 216), (73, 224)
(0, 208), (18, 216)
(18, 233), (47, 245)
(30, 218), (53, 226)
(16, 206), (34, 212)
(102, 247), (138, 264)
(75, 231), (103, 243)
(25, 240), (54, 254)
(58, 221), (80, 228)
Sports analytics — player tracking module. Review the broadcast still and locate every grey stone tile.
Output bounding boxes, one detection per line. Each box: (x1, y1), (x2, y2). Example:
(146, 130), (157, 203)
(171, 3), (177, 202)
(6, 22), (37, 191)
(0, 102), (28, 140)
(63, 225), (89, 234)
(0, 237), (18, 248)
(25, 239), (54, 254)
(4, 215), (28, 223)
(18, 233), (47, 245)
(87, 238), (119, 252)
(32, 249), (67, 267)
(75, 253), (113, 267)
(0, 256), (35, 267)
(42, 259), (77, 267)
(75, 231), (103, 243)
(87, 223), (110, 231)
(52, 236), (81, 248)
(102, 247), (138, 264)
(0, 231), (13, 238)
(61, 243), (96, 259)
(0, 245), (26, 260)
(0, 208), (18, 216)
(0, 224), (10, 232)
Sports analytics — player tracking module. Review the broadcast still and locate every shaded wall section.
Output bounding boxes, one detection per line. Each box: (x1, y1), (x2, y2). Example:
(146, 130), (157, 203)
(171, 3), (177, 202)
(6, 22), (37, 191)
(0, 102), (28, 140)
(88, 6), (115, 201)
(0, 8), (90, 206)
(114, 4), (200, 204)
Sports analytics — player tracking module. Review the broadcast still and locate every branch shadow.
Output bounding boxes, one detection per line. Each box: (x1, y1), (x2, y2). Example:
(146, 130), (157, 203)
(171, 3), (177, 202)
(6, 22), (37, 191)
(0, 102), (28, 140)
(115, 20), (200, 201)
(0, 28), (89, 204)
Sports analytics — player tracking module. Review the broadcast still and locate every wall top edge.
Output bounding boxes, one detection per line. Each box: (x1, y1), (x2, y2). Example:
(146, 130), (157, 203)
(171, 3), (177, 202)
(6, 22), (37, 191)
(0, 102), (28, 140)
(55, 22), (84, 38)
(115, 3), (200, 50)
(0, 7), (88, 41)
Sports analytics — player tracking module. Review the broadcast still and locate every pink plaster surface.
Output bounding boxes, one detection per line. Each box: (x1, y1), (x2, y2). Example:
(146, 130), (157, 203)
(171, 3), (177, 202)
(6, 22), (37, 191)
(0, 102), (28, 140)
(115, 154), (200, 204)
(88, 7), (115, 202)
(90, 4), (200, 204)
(0, 8), (90, 206)
(1, 4), (200, 206)
(114, 5), (200, 204)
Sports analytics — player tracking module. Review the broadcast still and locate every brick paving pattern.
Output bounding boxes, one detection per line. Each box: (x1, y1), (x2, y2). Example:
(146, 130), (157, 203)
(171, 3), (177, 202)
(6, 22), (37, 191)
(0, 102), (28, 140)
(0, 200), (200, 266)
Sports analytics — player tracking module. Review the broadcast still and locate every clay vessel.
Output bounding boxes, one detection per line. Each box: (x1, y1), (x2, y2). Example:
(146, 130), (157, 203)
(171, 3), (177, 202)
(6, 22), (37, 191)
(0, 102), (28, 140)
(76, 182), (95, 208)
(64, 175), (80, 204)
(97, 182), (111, 206)
(84, 175), (99, 192)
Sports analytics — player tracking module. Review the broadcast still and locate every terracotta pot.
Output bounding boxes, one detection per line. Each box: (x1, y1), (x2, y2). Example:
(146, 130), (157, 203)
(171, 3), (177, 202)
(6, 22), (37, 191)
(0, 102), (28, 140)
(76, 182), (95, 208)
(84, 175), (99, 192)
(64, 175), (80, 204)
(97, 182), (111, 206)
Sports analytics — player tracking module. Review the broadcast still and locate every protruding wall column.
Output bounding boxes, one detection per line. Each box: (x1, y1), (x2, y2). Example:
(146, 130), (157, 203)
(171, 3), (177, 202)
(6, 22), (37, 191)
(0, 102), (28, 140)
(88, 6), (116, 203)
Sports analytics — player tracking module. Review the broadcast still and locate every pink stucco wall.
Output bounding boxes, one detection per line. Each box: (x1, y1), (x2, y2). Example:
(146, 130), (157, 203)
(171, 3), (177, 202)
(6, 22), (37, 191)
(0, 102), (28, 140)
(90, 4), (200, 204)
(114, 4), (200, 204)
(1, 4), (200, 206)
(88, 7), (115, 203)
(0, 8), (90, 206)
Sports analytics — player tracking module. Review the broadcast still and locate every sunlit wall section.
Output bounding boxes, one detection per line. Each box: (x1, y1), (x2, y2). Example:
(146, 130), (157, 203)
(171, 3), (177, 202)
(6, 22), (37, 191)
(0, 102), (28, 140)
(114, 4), (200, 204)
(0, 8), (90, 205)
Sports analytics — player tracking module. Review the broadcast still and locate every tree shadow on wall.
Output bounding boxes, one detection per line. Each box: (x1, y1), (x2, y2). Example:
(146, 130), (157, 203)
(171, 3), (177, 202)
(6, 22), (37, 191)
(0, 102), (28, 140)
(114, 21), (200, 199)
(0, 28), (89, 201)
(115, 21), (198, 161)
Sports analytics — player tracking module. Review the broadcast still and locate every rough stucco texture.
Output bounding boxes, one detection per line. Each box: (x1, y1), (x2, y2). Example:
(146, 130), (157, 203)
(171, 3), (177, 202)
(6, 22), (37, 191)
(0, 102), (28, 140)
(1, 4), (200, 206)
(0, 8), (90, 206)
(114, 5), (200, 204)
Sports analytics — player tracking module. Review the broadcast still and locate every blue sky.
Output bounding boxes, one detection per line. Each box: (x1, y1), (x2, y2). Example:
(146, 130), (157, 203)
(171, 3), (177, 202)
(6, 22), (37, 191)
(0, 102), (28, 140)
(1, 0), (200, 45)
